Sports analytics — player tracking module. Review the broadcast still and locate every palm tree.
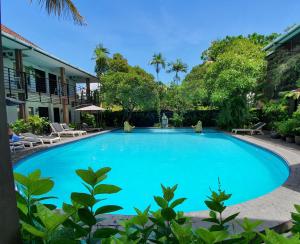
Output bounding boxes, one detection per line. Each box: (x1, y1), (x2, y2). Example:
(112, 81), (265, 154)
(93, 44), (110, 105)
(167, 59), (188, 84)
(94, 44), (110, 76)
(32, 0), (84, 24)
(149, 53), (166, 82)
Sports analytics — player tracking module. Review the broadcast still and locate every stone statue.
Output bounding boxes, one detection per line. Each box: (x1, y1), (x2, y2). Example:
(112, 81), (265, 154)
(161, 113), (168, 128)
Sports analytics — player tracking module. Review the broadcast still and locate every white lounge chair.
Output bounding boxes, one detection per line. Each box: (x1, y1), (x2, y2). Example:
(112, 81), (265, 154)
(81, 123), (102, 132)
(232, 122), (266, 135)
(50, 123), (81, 137)
(61, 123), (87, 135)
(10, 142), (25, 152)
(21, 133), (61, 144)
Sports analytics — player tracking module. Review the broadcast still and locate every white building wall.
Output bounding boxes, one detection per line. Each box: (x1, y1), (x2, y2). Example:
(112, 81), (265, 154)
(6, 106), (18, 124)
(4, 57), (78, 124)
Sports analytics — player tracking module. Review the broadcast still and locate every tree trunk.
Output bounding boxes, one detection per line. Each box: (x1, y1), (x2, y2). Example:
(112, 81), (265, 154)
(0, 3), (21, 242)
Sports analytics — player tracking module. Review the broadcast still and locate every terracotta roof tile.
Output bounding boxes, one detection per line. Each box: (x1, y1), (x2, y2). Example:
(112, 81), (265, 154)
(1, 24), (39, 48)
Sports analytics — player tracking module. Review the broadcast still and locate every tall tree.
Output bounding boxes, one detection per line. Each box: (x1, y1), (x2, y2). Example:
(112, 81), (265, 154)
(205, 38), (266, 128)
(167, 59), (188, 84)
(102, 56), (158, 121)
(149, 53), (166, 82)
(94, 43), (110, 76)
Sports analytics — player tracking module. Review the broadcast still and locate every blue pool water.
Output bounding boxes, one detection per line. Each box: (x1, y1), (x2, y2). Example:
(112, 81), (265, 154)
(15, 129), (289, 214)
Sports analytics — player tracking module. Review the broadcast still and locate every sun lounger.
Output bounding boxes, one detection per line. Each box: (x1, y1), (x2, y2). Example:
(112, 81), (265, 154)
(81, 123), (102, 132)
(10, 142), (25, 152)
(50, 123), (81, 137)
(232, 122), (266, 135)
(19, 139), (40, 148)
(21, 132), (61, 144)
(60, 123), (74, 131)
(61, 123), (87, 135)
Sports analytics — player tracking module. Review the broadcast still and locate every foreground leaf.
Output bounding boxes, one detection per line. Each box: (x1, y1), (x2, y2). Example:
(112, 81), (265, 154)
(21, 221), (46, 238)
(93, 227), (119, 238)
(95, 205), (123, 215)
(78, 208), (96, 226)
(71, 192), (96, 207)
(94, 184), (121, 195)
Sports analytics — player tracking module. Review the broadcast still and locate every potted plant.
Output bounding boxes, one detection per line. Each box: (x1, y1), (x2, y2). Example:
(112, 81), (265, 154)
(294, 127), (300, 145)
(270, 122), (281, 139)
(276, 121), (287, 140)
(276, 119), (296, 143)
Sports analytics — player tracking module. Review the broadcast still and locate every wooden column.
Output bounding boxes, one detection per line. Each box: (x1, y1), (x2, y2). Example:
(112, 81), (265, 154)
(60, 67), (69, 123)
(0, 5), (22, 242)
(86, 78), (91, 102)
(15, 49), (26, 120)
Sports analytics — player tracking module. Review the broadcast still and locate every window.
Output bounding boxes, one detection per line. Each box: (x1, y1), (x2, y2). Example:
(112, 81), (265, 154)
(49, 73), (57, 95)
(38, 107), (49, 118)
(35, 69), (47, 93)
(25, 66), (32, 87)
(28, 107), (34, 116)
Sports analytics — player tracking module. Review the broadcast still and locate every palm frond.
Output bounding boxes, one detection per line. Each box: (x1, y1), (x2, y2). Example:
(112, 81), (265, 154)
(32, 0), (85, 25)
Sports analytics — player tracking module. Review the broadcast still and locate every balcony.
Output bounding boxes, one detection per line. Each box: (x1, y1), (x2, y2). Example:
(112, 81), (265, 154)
(3, 67), (79, 106)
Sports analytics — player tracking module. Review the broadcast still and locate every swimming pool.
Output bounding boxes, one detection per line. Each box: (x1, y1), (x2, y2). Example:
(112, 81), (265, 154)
(15, 129), (289, 214)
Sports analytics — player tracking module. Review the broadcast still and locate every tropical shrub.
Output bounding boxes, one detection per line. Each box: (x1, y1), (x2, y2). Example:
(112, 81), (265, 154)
(171, 112), (184, 127)
(11, 115), (49, 134)
(11, 119), (31, 134)
(81, 113), (96, 127)
(14, 167), (122, 243)
(262, 100), (289, 130)
(101, 54), (158, 120)
(276, 119), (299, 137)
(27, 115), (50, 134)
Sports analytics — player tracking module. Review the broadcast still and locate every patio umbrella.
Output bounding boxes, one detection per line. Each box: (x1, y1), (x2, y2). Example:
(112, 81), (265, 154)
(75, 105), (106, 112)
(76, 105), (106, 126)
(5, 97), (25, 106)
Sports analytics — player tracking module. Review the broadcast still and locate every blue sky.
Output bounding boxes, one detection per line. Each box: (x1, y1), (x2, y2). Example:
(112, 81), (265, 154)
(2, 0), (300, 83)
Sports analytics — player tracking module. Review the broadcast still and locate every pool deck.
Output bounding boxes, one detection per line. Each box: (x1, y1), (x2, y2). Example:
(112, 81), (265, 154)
(11, 129), (300, 233)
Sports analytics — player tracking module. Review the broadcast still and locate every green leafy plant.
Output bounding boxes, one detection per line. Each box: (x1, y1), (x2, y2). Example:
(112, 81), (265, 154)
(70, 167), (122, 242)
(14, 170), (69, 242)
(11, 119), (30, 134)
(11, 115), (49, 135)
(118, 206), (153, 243)
(116, 184), (188, 243)
(203, 179), (239, 231)
(259, 229), (300, 243)
(262, 100), (289, 129)
(81, 113), (96, 127)
(276, 119), (299, 137)
(27, 115), (50, 134)
(291, 204), (300, 234)
(235, 218), (262, 242)
(150, 185), (188, 242)
(171, 112), (184, 127)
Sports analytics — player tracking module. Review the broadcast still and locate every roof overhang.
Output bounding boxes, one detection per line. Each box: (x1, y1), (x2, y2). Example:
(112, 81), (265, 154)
(2, 30), (98, 83)
(263, 24), (300, 54)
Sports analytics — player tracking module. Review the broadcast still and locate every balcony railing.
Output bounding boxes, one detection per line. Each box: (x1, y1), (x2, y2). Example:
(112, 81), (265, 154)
(4, 67), (79, 106)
